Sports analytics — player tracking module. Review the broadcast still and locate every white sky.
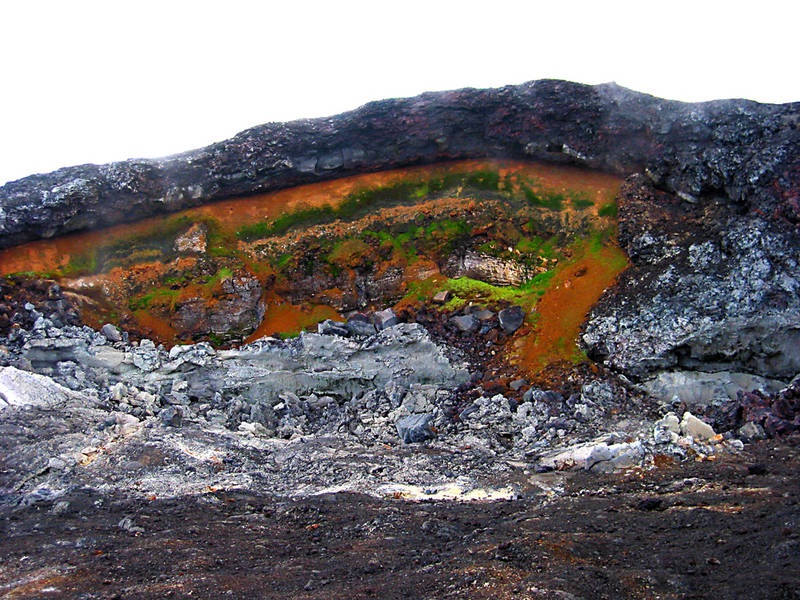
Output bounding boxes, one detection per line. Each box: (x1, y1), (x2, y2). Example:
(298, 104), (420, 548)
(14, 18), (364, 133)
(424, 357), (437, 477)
(1, 0), (797, 186)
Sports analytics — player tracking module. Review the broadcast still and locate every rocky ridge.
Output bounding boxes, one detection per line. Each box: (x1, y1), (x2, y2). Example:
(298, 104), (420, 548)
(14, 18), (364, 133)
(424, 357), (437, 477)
(1, 80), (798, 249)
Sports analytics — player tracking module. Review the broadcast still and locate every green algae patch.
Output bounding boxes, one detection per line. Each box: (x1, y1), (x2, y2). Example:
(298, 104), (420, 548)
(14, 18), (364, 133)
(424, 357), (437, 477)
(402, 272), (558, 314)
(128, 288), (180, 311)
(598, 200), (618, 217)
(235, 170), (506, 242)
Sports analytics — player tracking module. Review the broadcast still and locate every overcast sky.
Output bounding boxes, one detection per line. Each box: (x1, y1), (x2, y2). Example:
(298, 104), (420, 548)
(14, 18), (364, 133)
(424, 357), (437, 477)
(1, 0), (797, 185)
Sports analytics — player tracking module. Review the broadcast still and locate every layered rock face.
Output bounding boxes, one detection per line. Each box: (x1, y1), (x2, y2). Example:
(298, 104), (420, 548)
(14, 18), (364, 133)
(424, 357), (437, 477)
(1, 80), (798, 249)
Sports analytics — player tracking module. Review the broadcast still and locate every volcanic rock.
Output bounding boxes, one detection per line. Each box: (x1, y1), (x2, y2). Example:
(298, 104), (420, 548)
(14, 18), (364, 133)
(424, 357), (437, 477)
(395, 413), (435, 443)
(498, 306), (525, 334)
(372, 308), (399, 331)
(451, 314), (479, 334)
(680, 412), (717, 441)
(345, 313), (377, 337)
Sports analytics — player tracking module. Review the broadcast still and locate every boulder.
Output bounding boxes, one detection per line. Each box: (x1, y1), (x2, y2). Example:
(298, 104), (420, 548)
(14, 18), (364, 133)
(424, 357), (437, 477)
(372, 308), (399, 331)
(160, 406), (183, 427)
(472, 309), (495, 322)
(738, 421), (767, 442)
(395, 413), (434, 443)
(432, 290), (452, 304)
(498, 306), (524, 334)
(101, 323), (123, 342)
(317, 319), (349, 337)
(346, 313), (377, 337)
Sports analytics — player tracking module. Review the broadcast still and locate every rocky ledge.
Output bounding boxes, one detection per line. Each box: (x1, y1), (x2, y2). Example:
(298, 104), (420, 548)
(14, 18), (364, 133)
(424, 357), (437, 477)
(1, 79), (798, 249)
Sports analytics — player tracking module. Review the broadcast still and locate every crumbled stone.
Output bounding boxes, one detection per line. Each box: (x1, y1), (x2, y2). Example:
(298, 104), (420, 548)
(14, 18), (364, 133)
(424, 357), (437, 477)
(680, 411), (716, 440)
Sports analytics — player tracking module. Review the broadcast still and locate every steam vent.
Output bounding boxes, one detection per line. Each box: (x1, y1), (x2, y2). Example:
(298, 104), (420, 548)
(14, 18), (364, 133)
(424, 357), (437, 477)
(1, 80), (799, 598)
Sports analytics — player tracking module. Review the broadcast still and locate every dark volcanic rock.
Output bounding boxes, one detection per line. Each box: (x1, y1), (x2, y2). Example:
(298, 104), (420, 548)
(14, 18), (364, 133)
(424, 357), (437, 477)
(395, 413), (435, 443)
(2, 80), (799, 249)
(583, 175), (800, 380)
(345, 313), (377, 337)
(498, 306), (525, 334)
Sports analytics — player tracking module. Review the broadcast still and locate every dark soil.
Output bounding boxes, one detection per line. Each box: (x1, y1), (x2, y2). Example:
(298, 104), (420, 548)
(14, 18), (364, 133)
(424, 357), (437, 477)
(2, 439), (798, 599)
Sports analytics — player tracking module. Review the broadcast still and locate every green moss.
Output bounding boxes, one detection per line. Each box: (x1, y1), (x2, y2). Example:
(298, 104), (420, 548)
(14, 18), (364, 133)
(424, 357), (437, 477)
(57, 215), (234, 277)
(207, 245), (236, 257)
(442, 274), (555, 308)
(163, 274), (189, 286)
(568, 191), (595, 209)
(275, 253), (292, 269)
(598, 200), (618, 217)
(515, 236), (543, 254)
(61, 249), (98, 277)
(327, 238), (371, 265)
(128, 288), (179, 311)
(520, 183), (565, 210)
(6, 270), (59, 279)
(277, 330), (301, 340)
(236, 170), (502, 242)
(207, 332), (225, 346)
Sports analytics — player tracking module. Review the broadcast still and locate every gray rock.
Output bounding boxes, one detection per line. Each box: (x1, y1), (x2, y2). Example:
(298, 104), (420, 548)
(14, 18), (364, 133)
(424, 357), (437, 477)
(642, 370), (785, 409)
(498, 306), (524, 334)
(451, 314), (479, 334)
(345, 313), (377, 337)
(472, 309), (495, 322)
(580, 380), (615, 406)
(584, 177), (800, 380)
(372, 308), (399, 331)
(680, 412), (716, 440)
(395, 413), (434, 443)
(509, 378), (527, 392)
(445, 250), (535, 286)
(160, 406), (183, 427)
(101, 323), (122, 343)
(317, 319), (349, 337)
(738, 421), (767, 442)
(432, 290), (452, 304)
